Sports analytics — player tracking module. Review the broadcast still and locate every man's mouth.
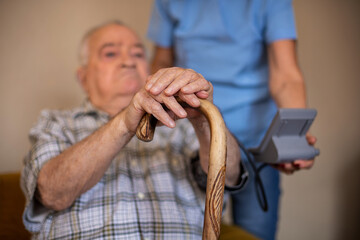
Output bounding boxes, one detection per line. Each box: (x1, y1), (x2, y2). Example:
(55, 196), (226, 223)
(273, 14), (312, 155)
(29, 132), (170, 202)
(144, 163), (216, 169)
(118, 69), (139, 79)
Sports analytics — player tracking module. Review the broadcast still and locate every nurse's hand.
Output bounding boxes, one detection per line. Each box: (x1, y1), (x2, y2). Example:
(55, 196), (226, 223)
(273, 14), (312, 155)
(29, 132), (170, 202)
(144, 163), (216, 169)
(271, 133), (317, 174)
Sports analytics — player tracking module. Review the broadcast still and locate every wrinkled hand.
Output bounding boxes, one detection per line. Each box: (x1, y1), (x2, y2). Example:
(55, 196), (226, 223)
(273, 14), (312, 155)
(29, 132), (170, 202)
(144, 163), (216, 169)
(146, 67), (212, 103)
(271, 134), (317, 174)
(122, 67), (212, 133)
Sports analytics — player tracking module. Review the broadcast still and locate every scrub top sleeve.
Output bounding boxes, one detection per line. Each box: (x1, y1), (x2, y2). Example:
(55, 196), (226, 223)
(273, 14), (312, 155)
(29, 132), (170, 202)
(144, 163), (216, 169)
(147, 0), (175, 47)
(264, 0), (297, 44)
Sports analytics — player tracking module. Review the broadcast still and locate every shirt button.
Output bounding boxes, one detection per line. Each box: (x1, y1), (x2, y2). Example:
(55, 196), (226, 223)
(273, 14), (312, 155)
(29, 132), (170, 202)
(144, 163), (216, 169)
(137, 192), (145, 200)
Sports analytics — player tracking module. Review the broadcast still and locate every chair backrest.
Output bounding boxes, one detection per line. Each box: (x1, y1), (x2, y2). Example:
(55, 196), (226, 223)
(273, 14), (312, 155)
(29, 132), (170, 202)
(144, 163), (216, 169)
(0, 172), (31, 240)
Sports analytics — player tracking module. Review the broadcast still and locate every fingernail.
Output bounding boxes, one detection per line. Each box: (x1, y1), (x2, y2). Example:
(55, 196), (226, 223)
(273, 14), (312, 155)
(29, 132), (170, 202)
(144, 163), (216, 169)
(168, 120), (175, 128)
(145, 83), (152, 90)
(150, 86), (159, 94)
(179, 108), (187, 117)
(165, 87), (173, 95)
(182, 86), (189, 92)
(192, 98), (200, 106)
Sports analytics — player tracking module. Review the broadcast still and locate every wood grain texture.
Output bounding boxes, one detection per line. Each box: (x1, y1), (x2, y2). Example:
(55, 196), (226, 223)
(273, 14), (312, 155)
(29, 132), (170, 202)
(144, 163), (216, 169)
(208, 166), (226, 238)
(136, 113), (158, 142)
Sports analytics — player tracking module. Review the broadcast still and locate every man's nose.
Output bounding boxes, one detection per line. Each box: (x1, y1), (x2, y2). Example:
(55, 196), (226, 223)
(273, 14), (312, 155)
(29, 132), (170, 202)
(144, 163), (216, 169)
(120, 52), (136, 68)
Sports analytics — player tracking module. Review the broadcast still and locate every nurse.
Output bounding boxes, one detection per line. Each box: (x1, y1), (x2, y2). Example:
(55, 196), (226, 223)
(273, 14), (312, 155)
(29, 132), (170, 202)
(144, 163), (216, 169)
(147, 0), (317, 239)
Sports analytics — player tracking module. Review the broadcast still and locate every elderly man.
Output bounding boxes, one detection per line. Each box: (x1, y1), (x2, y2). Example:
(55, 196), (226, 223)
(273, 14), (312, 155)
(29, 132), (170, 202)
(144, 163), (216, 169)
(21, 21), (251, 239)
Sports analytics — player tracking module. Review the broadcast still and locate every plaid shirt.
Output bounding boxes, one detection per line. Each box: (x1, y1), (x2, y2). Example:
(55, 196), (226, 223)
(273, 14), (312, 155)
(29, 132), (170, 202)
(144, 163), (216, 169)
(21, 101), (208, 240)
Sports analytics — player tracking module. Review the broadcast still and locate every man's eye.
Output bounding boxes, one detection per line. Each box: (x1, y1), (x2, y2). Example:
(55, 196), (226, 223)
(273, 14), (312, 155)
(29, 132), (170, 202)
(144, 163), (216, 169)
(134, 53), (144, 58)
(105, 52), (117, 58)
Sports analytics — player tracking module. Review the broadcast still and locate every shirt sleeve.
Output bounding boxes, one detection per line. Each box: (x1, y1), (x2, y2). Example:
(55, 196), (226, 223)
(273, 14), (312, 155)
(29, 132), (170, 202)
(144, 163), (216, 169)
(264, 0), (297, 44)
(20, 110), (73, 232)
(178, 118), (248, 193)
(147, 0), (175, 47)
(191, 153), (248, 194)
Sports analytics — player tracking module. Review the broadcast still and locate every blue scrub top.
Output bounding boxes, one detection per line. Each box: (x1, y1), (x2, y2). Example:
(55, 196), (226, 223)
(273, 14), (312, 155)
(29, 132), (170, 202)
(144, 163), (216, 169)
(148, 0), (297, 148)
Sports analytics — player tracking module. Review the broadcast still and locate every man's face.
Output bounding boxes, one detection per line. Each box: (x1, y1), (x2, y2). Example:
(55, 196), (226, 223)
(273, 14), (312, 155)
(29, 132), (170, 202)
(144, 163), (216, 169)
(79, 24), (149, 116)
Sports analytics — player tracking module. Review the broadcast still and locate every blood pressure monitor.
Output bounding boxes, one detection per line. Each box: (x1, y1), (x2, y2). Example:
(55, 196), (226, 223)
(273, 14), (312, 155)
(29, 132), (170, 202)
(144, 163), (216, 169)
(249, 108), (320, 164)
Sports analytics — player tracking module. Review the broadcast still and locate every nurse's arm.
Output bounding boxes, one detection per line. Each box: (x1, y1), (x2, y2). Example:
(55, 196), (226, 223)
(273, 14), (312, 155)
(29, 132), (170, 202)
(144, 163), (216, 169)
(268, 39), (316, 173)
(268, 39), (306, 108)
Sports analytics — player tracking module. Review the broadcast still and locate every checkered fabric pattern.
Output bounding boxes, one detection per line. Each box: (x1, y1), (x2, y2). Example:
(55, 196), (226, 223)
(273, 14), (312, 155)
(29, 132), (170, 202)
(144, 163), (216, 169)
(21, 101), (208, 240)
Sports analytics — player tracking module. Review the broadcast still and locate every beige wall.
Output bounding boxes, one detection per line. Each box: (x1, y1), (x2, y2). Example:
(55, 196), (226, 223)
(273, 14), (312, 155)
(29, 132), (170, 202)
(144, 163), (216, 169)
(0, 0), (359, 239)
(0, 0), (154, 171)
(279, 1), (360, 239)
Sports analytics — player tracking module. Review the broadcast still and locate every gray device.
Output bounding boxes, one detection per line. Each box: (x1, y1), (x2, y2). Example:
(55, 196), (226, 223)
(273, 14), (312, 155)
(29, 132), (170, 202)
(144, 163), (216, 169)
(249, 108), (320, 164)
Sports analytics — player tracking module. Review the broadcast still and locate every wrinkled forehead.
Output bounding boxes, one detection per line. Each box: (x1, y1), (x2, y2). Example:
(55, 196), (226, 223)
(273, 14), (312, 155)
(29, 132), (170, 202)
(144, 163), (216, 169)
(88, 24), (143, 51)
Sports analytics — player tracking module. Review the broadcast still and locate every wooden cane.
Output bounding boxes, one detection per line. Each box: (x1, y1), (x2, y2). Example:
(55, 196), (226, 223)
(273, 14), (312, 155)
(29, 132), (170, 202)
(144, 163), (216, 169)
(136, 99), (227, 240)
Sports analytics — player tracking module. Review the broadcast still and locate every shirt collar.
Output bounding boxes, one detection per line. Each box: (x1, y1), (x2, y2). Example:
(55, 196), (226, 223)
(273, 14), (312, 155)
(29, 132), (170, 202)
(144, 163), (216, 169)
(72, 99), (110, 120)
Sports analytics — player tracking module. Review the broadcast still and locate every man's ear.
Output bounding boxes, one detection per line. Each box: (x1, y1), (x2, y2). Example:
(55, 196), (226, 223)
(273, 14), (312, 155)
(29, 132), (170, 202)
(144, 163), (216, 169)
(76, 66), (88, 93)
